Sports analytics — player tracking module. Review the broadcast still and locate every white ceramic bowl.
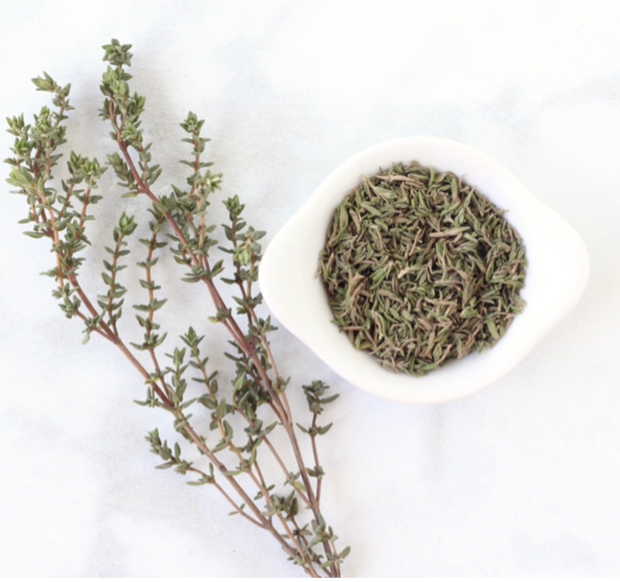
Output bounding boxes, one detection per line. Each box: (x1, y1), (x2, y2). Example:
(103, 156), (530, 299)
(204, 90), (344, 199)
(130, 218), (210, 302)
(259, 137), (589, 404)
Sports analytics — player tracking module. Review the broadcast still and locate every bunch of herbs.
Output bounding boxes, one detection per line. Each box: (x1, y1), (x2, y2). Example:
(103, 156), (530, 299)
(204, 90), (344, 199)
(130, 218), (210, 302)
(5, 40), (348, 578)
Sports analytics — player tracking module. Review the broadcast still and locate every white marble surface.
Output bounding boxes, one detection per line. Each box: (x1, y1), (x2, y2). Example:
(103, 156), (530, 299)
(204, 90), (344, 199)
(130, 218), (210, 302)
(0, 0), (619, 577)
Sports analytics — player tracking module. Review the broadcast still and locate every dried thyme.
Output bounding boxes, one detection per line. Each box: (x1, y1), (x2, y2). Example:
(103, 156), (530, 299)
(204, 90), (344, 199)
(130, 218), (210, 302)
(319, 161), (527, 376)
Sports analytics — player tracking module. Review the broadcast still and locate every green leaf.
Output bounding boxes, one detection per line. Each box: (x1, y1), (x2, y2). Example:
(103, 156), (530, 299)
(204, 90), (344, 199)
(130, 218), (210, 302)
(23, 231), (46, 239)
(318, 422), (333, 435)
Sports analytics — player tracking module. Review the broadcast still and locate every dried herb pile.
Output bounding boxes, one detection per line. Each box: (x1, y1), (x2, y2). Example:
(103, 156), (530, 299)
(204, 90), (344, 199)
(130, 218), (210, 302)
(319, 162), (527, 376)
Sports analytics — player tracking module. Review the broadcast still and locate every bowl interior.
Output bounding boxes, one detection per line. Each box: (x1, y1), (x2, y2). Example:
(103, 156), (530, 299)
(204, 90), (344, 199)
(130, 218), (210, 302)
(259, 137), (589, 404)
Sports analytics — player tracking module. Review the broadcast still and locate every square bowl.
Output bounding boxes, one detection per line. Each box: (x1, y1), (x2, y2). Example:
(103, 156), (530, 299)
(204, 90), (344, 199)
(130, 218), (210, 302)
(259, 137), (589, 404)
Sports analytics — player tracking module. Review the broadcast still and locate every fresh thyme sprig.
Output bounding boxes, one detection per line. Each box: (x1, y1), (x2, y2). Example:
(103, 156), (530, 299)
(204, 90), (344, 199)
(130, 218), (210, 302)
(5, 39), (348, 578)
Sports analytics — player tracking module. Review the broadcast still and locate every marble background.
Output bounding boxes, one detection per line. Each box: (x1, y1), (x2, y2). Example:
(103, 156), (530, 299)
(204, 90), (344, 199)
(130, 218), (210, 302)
(1, 0), (619, 577)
